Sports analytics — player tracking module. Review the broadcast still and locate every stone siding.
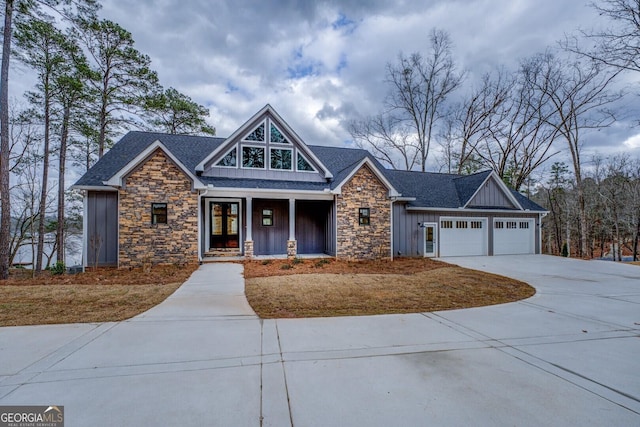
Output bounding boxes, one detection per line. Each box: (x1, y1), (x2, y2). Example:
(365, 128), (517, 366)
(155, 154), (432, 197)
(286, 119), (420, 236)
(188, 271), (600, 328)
(287, 240), (297, 259)
(336, 165), (391, 260)
(119, 149), (199, 267)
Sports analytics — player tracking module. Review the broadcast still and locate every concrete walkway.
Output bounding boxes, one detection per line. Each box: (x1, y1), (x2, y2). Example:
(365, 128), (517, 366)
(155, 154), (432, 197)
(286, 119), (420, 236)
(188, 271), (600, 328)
(1, 256), (639, 426)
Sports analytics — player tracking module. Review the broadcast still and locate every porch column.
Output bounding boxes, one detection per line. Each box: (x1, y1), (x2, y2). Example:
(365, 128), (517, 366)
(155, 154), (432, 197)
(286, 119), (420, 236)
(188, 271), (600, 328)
(287, 198), (297, 258)
(244, 197), (254, 259)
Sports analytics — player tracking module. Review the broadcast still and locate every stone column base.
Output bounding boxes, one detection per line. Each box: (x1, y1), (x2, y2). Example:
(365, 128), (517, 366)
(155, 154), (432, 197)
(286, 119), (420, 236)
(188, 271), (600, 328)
(244, 240), (254, 259)
(287, 240), (297, 259)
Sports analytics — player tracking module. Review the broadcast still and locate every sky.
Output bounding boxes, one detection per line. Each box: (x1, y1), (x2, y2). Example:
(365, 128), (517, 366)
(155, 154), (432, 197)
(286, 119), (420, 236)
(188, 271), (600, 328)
(13, 0), (640, 168)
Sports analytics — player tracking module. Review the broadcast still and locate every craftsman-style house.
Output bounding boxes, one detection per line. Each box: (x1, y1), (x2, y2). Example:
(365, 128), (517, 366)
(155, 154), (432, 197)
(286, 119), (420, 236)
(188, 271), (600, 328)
(73, 105), (546, 268)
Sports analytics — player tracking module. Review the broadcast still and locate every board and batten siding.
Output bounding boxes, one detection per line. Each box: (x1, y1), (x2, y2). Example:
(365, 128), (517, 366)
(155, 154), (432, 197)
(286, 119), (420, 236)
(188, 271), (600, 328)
(392, 202), (540, 257)
(252, 199), (289, 255)
(467, 176), (516, 208)
(86, 191), (118, 266)
(206, 166), (325, 182)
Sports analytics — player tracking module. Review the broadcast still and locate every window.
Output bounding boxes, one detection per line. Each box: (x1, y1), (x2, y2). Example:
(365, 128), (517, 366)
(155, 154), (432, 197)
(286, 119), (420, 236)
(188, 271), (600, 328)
(270, 148), (292, 170)
(244, 123), (265, 141)
(151, 203), (167, 224)
(262, 209), (273, 226)
(216, 148), (237, 167)
(441, 220), (453, 229)
(359, 208), (370, 225)
(456, 220), (468, 229)
(471, 221), (483, 229)
(495, 221), (504, 229)
(242, 146), (265, 168)
(506, 221), (517, 229)
(270, 123), (289, 144)
(297, 153), (315, 172)
(519, 221), (530, 229)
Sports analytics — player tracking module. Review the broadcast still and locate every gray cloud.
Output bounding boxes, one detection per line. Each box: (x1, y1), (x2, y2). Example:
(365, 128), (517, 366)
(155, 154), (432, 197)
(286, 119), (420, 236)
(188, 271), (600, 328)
(90, 0), (640, 154)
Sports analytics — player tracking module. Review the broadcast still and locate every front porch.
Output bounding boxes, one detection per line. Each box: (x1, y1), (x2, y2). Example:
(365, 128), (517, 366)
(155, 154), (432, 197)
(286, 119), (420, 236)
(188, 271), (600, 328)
(199, 195), (335, 261)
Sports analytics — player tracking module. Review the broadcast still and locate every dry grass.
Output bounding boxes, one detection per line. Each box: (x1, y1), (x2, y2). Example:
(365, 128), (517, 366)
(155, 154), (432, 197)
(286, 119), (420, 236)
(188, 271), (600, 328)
(0, 264), (198, 326)
(629, 261), (640, 266)
(245, 258), (535, 318)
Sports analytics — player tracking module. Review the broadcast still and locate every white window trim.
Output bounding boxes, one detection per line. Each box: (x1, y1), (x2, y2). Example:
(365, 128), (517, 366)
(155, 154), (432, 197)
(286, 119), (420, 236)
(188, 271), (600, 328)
(241, 120), (266, 143)
(269, 147), (294, 171)
(296, 151), (317, 173)
(214, 146), (238, 169)
(241, 144), (266, 170)
(268, 121), (291, 145)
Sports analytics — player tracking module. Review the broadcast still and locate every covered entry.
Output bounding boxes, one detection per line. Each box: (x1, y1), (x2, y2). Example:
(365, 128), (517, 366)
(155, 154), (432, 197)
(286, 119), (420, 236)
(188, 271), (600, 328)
(296, 200), (332, 255)
(210, 201), (240, 249)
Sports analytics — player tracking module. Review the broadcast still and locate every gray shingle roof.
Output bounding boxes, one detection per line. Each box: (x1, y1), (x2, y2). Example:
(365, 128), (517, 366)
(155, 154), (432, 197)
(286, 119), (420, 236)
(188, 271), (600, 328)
(74, 131), (545, 212)
(73, 131), (224, 187)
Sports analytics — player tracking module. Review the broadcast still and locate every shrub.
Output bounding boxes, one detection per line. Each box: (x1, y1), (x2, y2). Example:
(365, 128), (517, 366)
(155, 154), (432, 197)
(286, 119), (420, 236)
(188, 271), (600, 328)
(314, 259), (330, 268)
(261, 259), (272, 265)
(280, 263), (292, 270)
(561, 243), (568, 257)
(292, 257), (304, 265)
(49, 261), (66, 275)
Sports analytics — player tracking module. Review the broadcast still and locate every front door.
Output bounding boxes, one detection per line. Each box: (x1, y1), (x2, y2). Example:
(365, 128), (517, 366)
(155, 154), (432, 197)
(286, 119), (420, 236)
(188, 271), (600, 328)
(424, 222), (437, 257)
(210, 202), (240, 249)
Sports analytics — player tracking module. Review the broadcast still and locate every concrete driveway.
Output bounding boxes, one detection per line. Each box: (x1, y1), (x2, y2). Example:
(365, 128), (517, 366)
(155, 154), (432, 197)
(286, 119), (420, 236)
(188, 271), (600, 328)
(0, 256), (639, 426)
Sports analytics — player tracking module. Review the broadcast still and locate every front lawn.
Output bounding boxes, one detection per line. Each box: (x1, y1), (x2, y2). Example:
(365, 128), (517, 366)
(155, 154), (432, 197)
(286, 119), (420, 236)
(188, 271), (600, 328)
(0, 264), (198, 327)
(244, 258), (535, 318)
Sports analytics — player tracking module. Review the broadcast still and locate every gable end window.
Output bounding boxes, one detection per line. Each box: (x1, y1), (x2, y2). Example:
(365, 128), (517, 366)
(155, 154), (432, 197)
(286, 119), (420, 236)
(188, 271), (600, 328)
(297, 153), (315, 172)
(244, 122), (265, 141)
(359, 208), (370, 225)
(270, 148), (292, 170)
(151, 203), (167, 224)
(242, 146), (265, 168)
(216, 147), (237, 167)
(270, 123), (290, 144)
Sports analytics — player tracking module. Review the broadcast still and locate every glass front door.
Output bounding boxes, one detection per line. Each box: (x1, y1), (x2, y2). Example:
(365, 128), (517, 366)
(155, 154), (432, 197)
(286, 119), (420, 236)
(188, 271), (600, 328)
(210, 202), (239, 248)
(424, 223), (437, 257)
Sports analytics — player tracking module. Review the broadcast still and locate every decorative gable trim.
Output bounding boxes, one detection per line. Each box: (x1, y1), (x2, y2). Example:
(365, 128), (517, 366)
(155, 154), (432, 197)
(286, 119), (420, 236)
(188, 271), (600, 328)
(332, 158), (400, 197)
(463, 171), (523, 210)
(103, 140), (206, 190)
(195, 104), (333, 178)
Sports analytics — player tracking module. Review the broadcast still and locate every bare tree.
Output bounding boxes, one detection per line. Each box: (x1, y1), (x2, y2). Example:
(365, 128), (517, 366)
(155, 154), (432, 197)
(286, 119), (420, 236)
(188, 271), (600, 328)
(530, 53), (623, 256)
(0, 0), (16, 279)
(351, 29), (464, 171)
(564, 0), (640, 74)
(349, 114), (418, 170)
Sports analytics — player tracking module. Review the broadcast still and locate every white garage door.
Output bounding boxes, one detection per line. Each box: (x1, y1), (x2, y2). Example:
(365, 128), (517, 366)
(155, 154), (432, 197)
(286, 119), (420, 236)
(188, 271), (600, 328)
(493, 218), (535, 255)
(439, 218), (488, 256)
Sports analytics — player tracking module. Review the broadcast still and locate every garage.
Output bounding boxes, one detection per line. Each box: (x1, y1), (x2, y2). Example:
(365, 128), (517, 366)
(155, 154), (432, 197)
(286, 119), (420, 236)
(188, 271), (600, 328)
(439, 217), (488, 256)
(493, 218), (535, 255)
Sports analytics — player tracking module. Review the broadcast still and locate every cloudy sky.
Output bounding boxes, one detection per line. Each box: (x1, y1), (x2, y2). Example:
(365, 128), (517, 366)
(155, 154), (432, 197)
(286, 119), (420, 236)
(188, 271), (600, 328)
(18, 0), (640, 167)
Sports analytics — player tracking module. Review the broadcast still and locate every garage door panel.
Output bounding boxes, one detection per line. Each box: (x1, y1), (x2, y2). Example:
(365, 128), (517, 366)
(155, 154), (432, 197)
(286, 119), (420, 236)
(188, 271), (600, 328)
(439, 218), (488, 257)
(493, 219), (534, 255)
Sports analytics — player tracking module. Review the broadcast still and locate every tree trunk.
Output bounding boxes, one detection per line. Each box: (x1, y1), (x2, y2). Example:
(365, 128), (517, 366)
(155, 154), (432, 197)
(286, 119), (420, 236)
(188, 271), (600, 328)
(0, 0), (14, 280)
(35, 93), (51, 273)
(632, 219), (639, 262)
(56, 104), (70, 266)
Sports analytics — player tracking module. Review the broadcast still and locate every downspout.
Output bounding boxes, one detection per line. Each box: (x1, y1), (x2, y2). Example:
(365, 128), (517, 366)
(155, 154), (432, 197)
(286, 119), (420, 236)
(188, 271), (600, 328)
(389, 198), (394, 260)
(197, 190), (203, 263)
(82, 191), (88, 271)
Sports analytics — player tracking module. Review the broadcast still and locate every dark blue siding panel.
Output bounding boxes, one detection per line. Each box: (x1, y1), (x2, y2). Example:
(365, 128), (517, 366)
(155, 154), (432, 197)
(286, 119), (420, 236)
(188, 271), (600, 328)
(87, 191), (118, 266)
